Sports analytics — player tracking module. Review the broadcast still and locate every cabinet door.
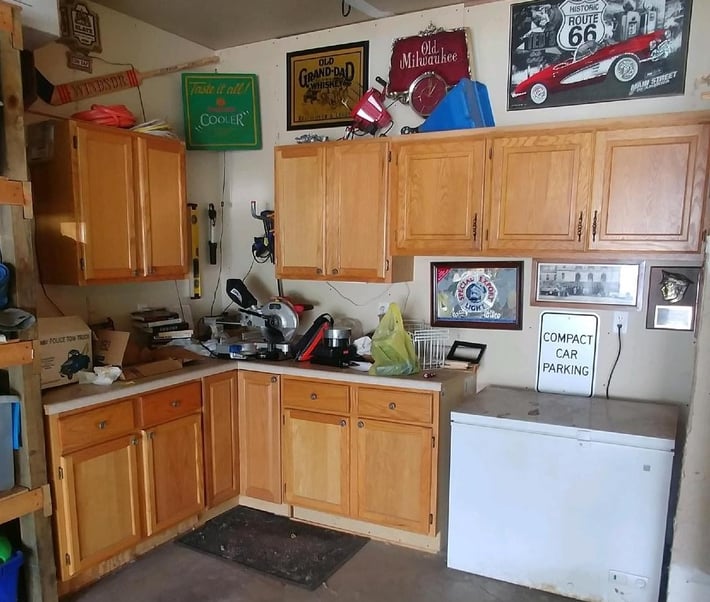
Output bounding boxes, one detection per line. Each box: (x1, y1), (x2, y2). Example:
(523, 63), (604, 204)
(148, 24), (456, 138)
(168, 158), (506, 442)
(57, 435), (142, 579)
(202, 371), (239, 508)
(142, 414), (203, 536)
(238, 371), (282, 503)
(135, 135), (188, 278)
(354, 419), (432, 534)
(589, 125), (709, 252)
(76, 124), (138, 281)
(325, 140), (388, 281)
(390, 138), (486, 255)
(486, 132), (593, 252)
(283, 409), (349, 515)
(274, 145), (326, 279)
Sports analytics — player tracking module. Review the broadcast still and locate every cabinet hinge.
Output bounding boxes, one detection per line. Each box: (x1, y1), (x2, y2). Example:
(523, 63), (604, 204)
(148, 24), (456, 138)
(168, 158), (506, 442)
(65, 553), (71, 565)
(385, 259), (390, 272)
(488, 147), (492, 160)
(79, 257), (85, 271)
(283, 483), (287, 495)
(431, 436), (436, 448)
(72, 135), (78, 150)
(58, 466), (64, 480)
(388, 150), (391, 163)
(282, 415), (285, 425)
(485, 229), (489, 242)
(429, 513), (433, 525)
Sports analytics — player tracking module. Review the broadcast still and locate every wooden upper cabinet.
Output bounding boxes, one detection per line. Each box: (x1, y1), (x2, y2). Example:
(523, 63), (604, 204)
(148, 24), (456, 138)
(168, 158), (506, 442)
(76, 125), (138, 282)
(588, 125), (710, 252)
(275, 140), (411, 282)
(326, 140), (389, 281)
(390, 137), (486, 255)
(274, 144), (326, 279)
(135, 135), (188, 278)
(238, 371), (282, 503)
(30, 119), (188, 285)
(486, 132), (594, 253)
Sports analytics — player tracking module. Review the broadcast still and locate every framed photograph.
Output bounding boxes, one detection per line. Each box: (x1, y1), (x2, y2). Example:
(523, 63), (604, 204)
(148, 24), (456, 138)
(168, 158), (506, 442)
(646, 266), (701, 331)
(532, 260), (643, 309)
(508, 0), (692, 111)
(431, 261), (523, 330)
(286, 41), (369, 131)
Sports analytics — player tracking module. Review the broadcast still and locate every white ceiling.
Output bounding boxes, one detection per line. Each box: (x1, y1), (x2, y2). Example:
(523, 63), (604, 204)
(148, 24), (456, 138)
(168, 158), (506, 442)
(91, 0), (466, 50)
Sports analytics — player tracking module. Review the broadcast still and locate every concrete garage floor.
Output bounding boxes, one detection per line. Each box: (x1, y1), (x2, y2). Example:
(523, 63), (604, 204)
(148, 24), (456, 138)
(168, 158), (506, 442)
(65, 539), (576, 602)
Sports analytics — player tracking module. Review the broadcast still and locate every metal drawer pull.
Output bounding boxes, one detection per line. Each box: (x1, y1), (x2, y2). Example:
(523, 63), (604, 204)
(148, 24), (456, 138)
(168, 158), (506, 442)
(149, 431), (155, 439)
(340, 419), (347, 427)
(271, 376), (278, 383)
(357, 420), (364, 428)
(388, 402), (396, 410)
(97, 420), (107, 430)
(130, 437), (139, 446)
(310, 393), (318, 400)
(170, 400), (181, 408)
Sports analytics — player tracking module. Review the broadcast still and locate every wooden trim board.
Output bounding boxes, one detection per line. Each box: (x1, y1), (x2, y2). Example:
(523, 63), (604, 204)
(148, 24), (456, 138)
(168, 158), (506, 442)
(0, 486), (45, 523)
(0, 340), (33, 366)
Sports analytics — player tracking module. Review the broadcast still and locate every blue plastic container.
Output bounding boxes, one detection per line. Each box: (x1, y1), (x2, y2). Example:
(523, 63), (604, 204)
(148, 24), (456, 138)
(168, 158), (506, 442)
(419, 78), (494, 133)
(0, 550), (23, 602)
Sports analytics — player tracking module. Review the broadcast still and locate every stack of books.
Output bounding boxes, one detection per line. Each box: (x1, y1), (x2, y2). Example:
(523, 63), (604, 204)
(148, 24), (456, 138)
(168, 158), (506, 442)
(131, 308), (193, 344)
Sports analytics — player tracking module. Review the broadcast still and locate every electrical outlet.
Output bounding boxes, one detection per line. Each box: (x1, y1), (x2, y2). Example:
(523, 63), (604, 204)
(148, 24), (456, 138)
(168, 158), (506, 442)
(613, 311), (628, 334)
(377, 303), (389, 316)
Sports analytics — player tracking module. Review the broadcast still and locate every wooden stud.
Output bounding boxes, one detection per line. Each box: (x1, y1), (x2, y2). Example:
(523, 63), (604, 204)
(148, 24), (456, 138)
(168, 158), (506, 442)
(0, 487), (44, 523)
(0, 340), (33, 365)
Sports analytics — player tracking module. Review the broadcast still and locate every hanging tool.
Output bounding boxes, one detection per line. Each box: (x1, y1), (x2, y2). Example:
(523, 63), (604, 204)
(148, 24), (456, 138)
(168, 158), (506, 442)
(187, 203), (201, 299)
(251, 200), (275, 263)
(208, 203), (218, 265)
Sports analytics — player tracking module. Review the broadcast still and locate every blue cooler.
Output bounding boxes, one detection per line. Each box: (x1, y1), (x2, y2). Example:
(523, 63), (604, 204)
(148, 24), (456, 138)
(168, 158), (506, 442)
(419, 78), (494, 133)
(0, 550), (23, 602)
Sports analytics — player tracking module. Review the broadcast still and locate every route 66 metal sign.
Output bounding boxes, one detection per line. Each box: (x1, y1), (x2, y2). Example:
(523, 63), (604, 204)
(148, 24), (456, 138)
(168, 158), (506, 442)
(556, 0), (608, 51)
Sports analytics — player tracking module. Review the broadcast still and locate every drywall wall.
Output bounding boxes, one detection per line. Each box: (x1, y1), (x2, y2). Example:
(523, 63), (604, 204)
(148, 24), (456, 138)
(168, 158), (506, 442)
(27, 1), (707, 403)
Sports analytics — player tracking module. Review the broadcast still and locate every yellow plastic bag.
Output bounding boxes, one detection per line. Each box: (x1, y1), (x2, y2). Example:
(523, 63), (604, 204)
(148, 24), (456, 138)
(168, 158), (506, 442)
(368, 303), (420, 376)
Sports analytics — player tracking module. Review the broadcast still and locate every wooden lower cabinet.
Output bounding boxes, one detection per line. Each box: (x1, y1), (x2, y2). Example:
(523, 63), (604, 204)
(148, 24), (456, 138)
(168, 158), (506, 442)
(202, 371), (239, 507)
(354, 419), (433, 534)
(142, 413), (204, 536)
(238, 371), (282, 502)
(282, 409), (349, 515)
(55, 434), (142, 579)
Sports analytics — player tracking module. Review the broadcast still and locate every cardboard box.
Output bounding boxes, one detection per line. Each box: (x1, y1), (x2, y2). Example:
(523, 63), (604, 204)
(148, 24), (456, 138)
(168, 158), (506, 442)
(38, 316), (92, 389)
(93, 329), (201, 380)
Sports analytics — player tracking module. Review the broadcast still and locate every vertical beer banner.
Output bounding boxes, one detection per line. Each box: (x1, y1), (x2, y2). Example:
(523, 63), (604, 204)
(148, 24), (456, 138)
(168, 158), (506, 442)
(182, 73), (262, 150)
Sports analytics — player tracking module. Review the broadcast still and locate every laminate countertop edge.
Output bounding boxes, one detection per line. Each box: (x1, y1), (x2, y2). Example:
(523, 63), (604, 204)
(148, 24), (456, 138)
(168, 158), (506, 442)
(43, 359), (477, 415)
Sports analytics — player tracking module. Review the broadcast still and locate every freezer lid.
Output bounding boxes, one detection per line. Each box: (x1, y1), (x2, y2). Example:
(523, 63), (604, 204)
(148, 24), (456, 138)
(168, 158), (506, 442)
(451, 386), (678, 451)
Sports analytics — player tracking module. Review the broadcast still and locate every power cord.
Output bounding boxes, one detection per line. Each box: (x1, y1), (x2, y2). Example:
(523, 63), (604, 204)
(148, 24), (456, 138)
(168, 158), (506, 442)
(605, 323), (623, 399)
(209, 153), (227, 316)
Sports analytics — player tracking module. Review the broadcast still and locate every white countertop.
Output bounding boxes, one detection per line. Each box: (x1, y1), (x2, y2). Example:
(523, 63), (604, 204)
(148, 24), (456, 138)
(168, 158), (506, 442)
(452, 386), (679, 449)
(43, 358), (475, 415)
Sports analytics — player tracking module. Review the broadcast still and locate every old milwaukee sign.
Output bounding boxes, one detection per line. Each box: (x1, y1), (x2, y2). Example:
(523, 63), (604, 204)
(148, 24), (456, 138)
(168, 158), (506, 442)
(387, 26), (472, 99)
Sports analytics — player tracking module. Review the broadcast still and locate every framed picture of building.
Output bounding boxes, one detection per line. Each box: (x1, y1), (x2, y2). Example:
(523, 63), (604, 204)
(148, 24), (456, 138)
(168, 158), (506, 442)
(532, 260), (643, 309)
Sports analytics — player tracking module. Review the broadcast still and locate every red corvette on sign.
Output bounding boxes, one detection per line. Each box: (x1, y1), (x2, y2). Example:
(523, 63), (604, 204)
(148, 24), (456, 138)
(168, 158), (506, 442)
(512, 29), (669, 105)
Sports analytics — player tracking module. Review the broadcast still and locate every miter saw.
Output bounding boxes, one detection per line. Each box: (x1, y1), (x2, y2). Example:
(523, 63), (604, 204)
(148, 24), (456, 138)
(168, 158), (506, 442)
(212, 279), (299, 360)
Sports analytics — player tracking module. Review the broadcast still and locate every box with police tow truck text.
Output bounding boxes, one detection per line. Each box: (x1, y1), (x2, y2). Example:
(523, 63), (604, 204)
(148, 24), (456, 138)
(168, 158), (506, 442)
(37, 316), (92, 389)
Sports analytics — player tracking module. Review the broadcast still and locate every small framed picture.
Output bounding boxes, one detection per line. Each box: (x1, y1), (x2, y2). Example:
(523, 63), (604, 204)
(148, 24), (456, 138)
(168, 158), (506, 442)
(431, 261), (523, 330)
(646, 266), (701, 331)
(532, 260), (643, 309)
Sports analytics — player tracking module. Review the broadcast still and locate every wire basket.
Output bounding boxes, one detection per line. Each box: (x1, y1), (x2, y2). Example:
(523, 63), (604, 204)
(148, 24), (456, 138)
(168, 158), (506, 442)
(411, 327), (450, 370)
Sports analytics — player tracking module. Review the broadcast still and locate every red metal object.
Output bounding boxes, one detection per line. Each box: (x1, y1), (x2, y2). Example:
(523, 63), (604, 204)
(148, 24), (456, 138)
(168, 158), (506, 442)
(348, 78), (392, 136)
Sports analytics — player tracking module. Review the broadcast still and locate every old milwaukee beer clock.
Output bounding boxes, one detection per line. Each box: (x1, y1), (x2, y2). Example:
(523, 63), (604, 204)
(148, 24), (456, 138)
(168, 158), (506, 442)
(387, 25), (473, 114)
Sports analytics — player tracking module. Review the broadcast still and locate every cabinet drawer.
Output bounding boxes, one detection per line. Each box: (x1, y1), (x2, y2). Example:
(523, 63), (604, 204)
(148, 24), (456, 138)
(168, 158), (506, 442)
(137, 382), (201, 428)
(357, 388), (433, 424)
(282, 378), (350, 413)
(59, 399), (136, 452)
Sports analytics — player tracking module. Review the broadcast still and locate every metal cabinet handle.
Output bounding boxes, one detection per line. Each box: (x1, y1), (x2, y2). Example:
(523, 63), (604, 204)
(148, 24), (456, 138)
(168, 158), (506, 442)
(310, 393), (318, 400)
(270, 376), (278, 383)
(170, 400), (181, 408)
(592, 210), (598, 242)
(149, 431), (155, 439)
(357, 420), (364, 428)
(332, 268), (339, 275)
(472, 213), (478, 241)
(388, 402), (396, 410)
(130, 437), (139, 446)
(340, 419), (347, 427)
(97, 420), (107, 430)
(316, 268), (323, 275)
(577, 211), (583, 242)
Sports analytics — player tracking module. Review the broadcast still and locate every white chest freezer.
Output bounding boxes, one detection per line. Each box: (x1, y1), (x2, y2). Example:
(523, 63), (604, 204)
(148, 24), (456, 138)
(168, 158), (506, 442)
(447, 386), (678, 602)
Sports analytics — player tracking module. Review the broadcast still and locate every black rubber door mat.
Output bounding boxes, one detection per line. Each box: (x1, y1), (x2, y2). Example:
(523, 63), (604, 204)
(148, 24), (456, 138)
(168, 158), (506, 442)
(177, 506), (369, 590)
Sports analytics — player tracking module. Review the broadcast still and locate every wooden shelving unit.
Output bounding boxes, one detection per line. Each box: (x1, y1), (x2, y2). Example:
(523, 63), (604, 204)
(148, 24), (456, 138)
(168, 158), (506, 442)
(0, 2), (58, 601)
